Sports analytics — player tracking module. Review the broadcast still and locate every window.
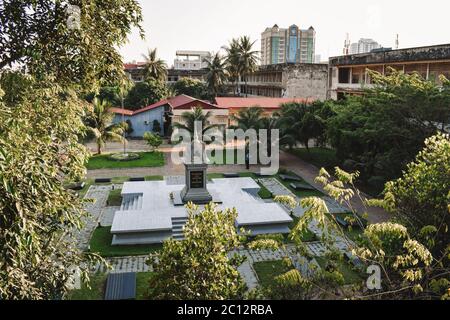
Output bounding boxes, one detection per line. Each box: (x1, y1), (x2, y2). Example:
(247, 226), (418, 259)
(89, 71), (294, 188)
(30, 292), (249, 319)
(338, 68), (350, 84)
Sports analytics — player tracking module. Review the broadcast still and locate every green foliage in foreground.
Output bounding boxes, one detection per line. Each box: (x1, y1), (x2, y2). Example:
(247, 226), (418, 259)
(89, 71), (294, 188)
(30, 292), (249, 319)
(326, 70), (450, 190)
(148, 203), (246, 300)
(0, 0), (143, 89)
(89, 227), (162, 257)
(0, 75), (102, 300)
(86, 152), (164, 170)
(372, 133), (450, 257)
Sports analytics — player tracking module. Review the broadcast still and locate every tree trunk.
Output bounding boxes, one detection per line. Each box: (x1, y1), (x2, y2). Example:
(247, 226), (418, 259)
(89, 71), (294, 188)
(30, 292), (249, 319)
(245, 79), (248, 98)
(97, 140), (102, 155)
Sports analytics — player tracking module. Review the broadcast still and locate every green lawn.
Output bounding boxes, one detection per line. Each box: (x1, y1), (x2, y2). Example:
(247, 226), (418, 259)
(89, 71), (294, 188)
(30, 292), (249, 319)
(315, 257), (362, 285)
(275, 171), (324, 198)
(67, 272), (154, 300)
(253, 260), (290, 288)
(144, 175), (164, 181)
(136, 272), (154, 300)
(257, 184), (273, 199)
(89, 227), (162, 257)
(66, 273), (107, 300)
(77, 176), (164, 199)
(289, 148), (339, 171)
(107, 189), (122, 206)
(207, 173), (225, 180)
(87, 152), (165, 170)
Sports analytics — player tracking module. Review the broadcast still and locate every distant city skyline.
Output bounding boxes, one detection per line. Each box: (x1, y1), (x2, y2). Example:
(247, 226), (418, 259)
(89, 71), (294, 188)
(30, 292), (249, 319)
(119, 0), (450, 65)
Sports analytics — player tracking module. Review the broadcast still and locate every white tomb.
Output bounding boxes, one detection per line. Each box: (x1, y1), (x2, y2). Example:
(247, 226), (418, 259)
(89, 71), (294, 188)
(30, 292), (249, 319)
(110, 177), (293, 245)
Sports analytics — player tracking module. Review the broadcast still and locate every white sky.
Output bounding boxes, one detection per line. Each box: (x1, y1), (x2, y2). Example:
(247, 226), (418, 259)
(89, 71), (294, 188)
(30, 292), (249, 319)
(120, 0), (450, 66)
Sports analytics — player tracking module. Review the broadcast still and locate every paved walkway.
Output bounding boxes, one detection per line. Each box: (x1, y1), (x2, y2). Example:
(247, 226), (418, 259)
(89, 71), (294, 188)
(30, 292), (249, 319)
(76, 185), (111, 250)
(230, 245), (321, 290)
(92, 256), (151, 274)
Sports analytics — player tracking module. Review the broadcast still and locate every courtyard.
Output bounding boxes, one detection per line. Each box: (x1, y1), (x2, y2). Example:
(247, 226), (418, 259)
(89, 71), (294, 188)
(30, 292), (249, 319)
(69, 164), (367, 299)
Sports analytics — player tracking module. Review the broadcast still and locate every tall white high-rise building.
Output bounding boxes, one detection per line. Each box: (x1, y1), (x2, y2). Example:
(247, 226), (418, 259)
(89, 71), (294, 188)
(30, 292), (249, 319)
(349, 38), (381, 54)
(261, 24), (316, 65)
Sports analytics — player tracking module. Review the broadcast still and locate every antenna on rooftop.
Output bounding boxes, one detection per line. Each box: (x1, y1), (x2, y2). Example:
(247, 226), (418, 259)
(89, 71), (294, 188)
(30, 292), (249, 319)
(395, 34), (399, 50)
(343, 33), (350, 55)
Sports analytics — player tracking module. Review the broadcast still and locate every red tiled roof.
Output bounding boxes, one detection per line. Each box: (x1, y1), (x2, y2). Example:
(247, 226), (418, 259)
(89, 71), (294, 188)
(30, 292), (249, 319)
(124, 62), (146, 70)
(110, 95), (221, 116)
(109, 107), (134, 116)
(214, 97), (311, 110)
(167, 94), (198, 108)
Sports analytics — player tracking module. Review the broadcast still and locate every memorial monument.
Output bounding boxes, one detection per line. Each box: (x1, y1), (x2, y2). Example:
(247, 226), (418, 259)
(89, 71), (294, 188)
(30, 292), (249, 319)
(175, 131), (218, 205)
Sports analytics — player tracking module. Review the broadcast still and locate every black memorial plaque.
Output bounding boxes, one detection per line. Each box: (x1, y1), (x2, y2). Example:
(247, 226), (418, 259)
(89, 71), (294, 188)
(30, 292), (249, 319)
(190, 171), (204, 189)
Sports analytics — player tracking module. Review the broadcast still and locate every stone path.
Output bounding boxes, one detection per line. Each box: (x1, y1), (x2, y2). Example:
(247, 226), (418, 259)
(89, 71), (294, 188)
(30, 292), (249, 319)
(76, 185), (110, 250)
(93, 256), (151, 274)
(100, 206), (118, 227)
(229, 245), (321, 290)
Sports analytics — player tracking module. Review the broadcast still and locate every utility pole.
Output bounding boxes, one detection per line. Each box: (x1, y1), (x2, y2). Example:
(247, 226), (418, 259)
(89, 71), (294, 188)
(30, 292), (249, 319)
(395, 34), (399, 50)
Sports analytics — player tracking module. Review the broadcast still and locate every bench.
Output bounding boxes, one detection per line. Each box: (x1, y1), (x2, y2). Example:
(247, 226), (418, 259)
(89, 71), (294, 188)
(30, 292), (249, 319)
(129, 177), (145, 182)
(223, 173), (239, 178)
(66, 182), (86, 191)
(255, 172), (272, 177)
(279, 174), (303, 182)
(290, 182), (316, 191)
(334, 215), (350, 228)
(94, 178), (111, 184)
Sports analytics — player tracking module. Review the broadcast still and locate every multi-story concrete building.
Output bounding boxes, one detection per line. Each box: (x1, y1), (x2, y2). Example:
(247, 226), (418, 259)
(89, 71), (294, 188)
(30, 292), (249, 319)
(261, 24), (316, 65)
(167, 69), (208, 85)
(328, 44), (450, 100)
(349, 38), (381, 55)
(173, 50), (210, 70)
(124, 62), (146, 83)
(239, 63), (328, 100)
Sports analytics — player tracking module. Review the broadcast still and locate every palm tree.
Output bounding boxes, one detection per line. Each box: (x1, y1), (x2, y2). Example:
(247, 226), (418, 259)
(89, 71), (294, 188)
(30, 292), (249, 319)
(259, 116), (282, 157)
(142, 48), (167, 82)
(238, 36), (259, 97)
(204, 53), (227, 98)
(172, 107), (218, 137)
(278, 103), (322, 151)
(232, 106), (264, 131)
(87, 98), (126, 155)
(223, 38), (241, 96)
